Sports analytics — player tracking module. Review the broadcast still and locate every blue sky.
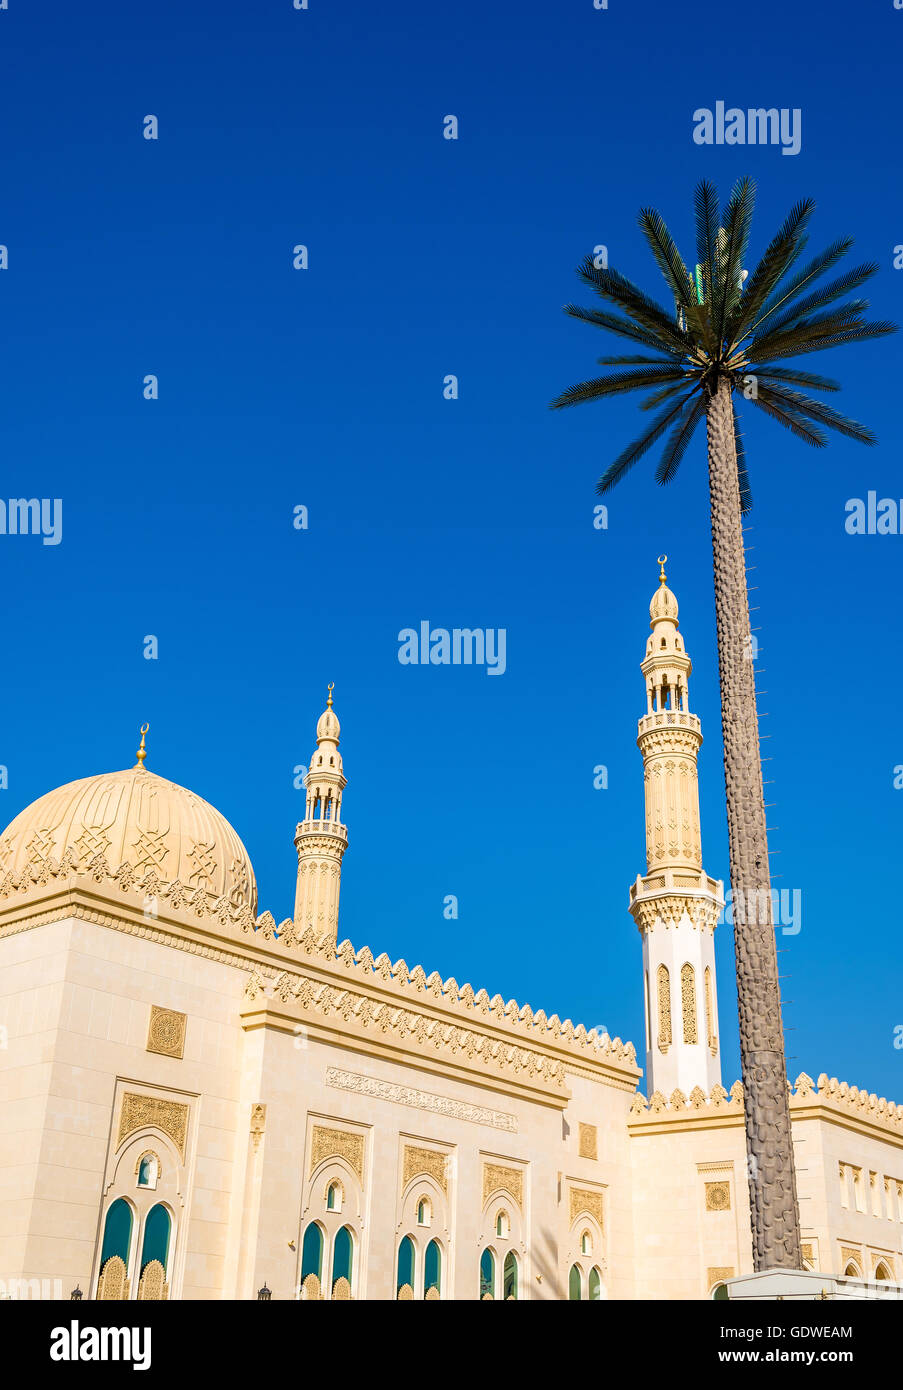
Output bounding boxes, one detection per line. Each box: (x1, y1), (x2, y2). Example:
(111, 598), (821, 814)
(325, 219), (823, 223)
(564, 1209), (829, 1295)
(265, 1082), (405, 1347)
(1, 0), (901, 1100)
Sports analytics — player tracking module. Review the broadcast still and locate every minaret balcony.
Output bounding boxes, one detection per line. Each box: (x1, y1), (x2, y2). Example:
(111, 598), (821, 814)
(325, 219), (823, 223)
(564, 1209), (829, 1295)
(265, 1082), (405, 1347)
(629, 867), (723, 908)
(637, 709), (701, 737)
(295, 817), (348, 843)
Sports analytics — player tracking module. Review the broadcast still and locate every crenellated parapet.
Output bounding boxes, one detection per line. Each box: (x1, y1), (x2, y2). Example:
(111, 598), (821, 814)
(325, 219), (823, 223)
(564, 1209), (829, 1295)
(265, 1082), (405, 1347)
(0, 848), (640, 1090)
(628, 1072), (903, 1145)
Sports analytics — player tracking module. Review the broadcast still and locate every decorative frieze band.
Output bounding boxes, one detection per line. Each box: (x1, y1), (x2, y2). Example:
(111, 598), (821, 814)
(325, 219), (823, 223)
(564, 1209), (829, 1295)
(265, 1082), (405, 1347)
(326, 1067), (517, 1133)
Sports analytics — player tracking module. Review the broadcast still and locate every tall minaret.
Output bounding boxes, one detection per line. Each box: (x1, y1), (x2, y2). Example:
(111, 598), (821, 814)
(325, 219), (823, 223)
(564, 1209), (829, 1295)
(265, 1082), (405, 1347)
(628, 558), (725, 1098)
(293, 685), (349, 946)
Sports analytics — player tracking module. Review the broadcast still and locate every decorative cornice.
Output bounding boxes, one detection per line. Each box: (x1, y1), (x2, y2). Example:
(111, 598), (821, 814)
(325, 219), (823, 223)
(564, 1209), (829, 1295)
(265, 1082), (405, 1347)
(0, 854), (641, 1089)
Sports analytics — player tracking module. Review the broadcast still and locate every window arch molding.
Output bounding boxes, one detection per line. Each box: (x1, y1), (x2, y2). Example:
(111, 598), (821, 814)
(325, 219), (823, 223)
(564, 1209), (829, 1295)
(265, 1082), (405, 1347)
(135, 1151), (161, 1189)
(305, 1155), (361, 1226)
(399, 1171), (447, 1240)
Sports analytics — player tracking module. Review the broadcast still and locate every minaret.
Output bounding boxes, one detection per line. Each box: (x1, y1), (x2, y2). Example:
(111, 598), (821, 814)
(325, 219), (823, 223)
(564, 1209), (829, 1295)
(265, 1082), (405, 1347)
(628, 559), (724, 1098)
(293, 685), (349, 946)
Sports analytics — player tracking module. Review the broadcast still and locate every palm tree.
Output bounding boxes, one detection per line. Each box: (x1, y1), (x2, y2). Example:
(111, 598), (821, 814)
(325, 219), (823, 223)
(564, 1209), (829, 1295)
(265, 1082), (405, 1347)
(552, 178), (896, 1271)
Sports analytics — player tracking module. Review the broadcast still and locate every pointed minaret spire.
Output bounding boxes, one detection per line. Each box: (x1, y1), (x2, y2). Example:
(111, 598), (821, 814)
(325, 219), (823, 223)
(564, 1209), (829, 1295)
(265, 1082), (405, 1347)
(293, 687), (349, 946)
(628, 560), (724, 1098)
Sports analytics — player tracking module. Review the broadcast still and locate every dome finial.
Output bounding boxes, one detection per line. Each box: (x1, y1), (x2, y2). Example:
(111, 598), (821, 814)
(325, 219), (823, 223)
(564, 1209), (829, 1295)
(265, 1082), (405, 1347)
(135, 723), (149, 770)
(657, 554), (668, 586)
(327, 682), (334, 709)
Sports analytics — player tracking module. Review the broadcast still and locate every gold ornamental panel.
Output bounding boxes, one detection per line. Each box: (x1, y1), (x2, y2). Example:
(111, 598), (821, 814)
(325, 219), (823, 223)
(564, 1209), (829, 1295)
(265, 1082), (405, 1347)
(578, 1123), (598, 1160)
(482, 1162), (524, 1210)
(569, 1186), (604, 1228)
(310, 1125), (365, 1182)
(117, 1092), (189, 1158)
(402, 1144), (448, 1194)
(146, 1005), (187, 1059)
(704, 1181), (731, 1212)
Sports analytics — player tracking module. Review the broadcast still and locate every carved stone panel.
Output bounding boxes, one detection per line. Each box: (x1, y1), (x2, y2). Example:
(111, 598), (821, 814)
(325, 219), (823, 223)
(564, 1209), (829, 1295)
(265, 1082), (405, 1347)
(705, 1180), (731, 1212)
(569, 1187), (604, 1228)
(402, 1144), (448, 1194)
(310, 1124), (364, 1182)
(482, 1162), (523, 1210)
(146, 1005), (187, 1059)
(578, 1123), (598, 1160)
(117, 1092), (189, 1158)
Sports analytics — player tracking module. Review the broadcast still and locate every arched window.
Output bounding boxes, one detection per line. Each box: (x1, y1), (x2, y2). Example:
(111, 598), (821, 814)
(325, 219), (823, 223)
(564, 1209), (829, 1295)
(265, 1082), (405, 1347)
(136, 1154), (159, 1189)
(416, 1196), (431, 1226)
(479, 1248), (495, 1300)
(681, 962), (698, 1043)
(332, 1225), (354, 1294)
(843, 1262), (861, 1279)
(568, 1264), (583, 1301)
(495, 1209), (509, 1238)
(580, 1229), (593, 1256)
(326, 1181), (343, 1212)
(875, 1262), (891, 1282)
(657, 965), (672, 1050)
(396, 1235), (415, 1295)
(424, 1239), (441, 1297)
(140, 1204), (171, 1277)
(100, 1198), (133, 1269)
(588, 1266), (603, 1300)
(503, 1251), (518, 1300)
(301, 1223), (323, 1281)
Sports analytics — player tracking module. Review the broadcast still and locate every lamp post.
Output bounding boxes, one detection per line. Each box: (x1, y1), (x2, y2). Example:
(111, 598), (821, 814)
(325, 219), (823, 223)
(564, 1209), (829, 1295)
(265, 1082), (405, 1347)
(70, 1286), (83, 1301)
(257, 1282), (272, 1301)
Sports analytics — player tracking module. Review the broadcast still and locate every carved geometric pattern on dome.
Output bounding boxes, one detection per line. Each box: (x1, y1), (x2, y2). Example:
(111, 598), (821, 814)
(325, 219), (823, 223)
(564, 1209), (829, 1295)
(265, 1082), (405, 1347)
(0, 836), (13, 871)
(681, 963), (698, 1044)
(25, 828), (56, 867)
(132, 828), (170, 872)
(187, 841), (218, 890)
(578, 1123), (598, 1160)
(229, 857), (250, 906)
(146, 1005), (187, 1059)
(402, 1144), (448, 1194)
(569, 1187), (604, 1228)
(657, 965), (672, 1051)
(482, 1163), (523, 1210)
(74, 826), (112, 865)
(137, 1259), (169, 1301)
(309, 1125), (364, 1182)
(704, 1181), (731, 1212)
(117, 1092), (189, 1158)
(96, 1254), (130, 1301)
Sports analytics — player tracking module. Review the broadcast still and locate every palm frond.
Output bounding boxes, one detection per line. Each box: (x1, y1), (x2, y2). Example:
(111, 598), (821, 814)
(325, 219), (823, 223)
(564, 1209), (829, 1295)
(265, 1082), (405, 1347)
(595, 394), (696, 495)
(748, 365), (840, 392)
(713, 177), (756, 340)
(750, 386), (828, 446)
(550, 366), (686, 410)
(726, 198), (814, 338)
(754, 263), (879, 341)
(749, 320), (897, 362)
(637, 207), (695, 311)
(694, 180), (720, 305)
(599, 354), (682, 366)
(750, 237), (854, 333)
(576, 259), (692, 355)
(563, 302), (676, 353)
(655, 395), (706, 485)
(749, 301), (872, 360)
(640, 378), (695, 411)
(752, 383), (877, 444)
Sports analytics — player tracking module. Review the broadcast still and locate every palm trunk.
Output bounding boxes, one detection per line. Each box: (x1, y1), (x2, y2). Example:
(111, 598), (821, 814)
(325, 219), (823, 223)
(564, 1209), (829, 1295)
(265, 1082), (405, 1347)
(705, 374), (802, 1271)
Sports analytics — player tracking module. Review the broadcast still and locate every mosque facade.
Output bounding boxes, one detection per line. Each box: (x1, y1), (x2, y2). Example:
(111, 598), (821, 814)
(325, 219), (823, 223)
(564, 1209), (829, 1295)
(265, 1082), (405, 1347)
(1, 568), (901, 1301)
